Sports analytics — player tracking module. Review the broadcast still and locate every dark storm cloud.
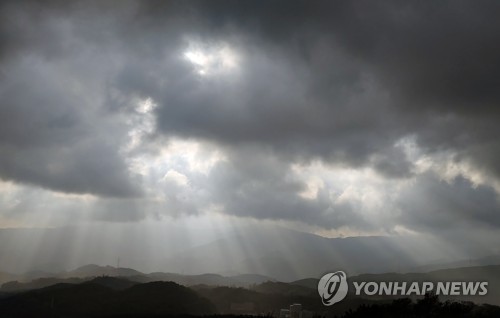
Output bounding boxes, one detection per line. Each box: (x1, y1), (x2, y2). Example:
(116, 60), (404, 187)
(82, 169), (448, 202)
(397, 173), (500, 231)
(0, 59), (140, 197)
(205, 147), (372, 230)
(121, 0), (500, 179)
(206, 0), (500, 113)
(0, 1), (143, 197)
(1, 0), (500, 230)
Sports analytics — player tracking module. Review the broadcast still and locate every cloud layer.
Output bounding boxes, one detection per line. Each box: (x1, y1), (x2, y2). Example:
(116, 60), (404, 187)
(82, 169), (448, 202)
(1, 1), (500, 237)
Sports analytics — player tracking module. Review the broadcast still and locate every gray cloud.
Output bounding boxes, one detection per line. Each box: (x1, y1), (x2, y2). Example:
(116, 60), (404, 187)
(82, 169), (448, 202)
(205, 148), (371, 230)
(0, 57), (141, 197)
(1, 0), (500, 233)
(0, 2), (143, 197)
(397, 173), (500, 232)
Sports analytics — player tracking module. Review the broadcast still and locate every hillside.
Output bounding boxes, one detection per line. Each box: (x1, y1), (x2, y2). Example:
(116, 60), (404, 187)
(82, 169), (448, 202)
(60, 264), (144, 278)
(0, 264), (274, 293)
(0, 280), (215, 317)
(1, 270), (500, 317)
(0, 272), (17, 285)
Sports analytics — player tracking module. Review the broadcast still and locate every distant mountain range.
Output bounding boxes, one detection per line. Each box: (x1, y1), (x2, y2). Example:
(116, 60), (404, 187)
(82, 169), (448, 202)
(2, 266), (500, 317)
(156, 229), (500, 281)
(2, 264), (500, 306)
(2, 226), (500, 281)
(413, 254), (500, 272)
(0, 264), (274, 292)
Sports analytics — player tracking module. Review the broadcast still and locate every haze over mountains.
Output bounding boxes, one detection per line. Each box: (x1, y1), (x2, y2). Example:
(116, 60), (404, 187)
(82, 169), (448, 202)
(1, 263), (500, 318)
(2, 224), (500, 282)
(2, 224), (500, 316)
(0, 265), (273, 292)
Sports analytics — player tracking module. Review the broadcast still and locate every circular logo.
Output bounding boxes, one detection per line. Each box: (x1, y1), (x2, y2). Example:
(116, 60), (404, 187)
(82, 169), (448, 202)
(317, 271), (348, 306)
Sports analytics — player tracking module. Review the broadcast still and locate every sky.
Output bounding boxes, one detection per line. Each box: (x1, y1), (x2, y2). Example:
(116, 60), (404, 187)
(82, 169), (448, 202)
(1, 0), (500, 262)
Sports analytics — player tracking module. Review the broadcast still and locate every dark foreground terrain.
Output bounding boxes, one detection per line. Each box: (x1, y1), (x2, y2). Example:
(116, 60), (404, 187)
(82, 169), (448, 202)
(0, 276), (499, 318)
(340, 294), (500, 318)
(0, 278), (215, 317)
